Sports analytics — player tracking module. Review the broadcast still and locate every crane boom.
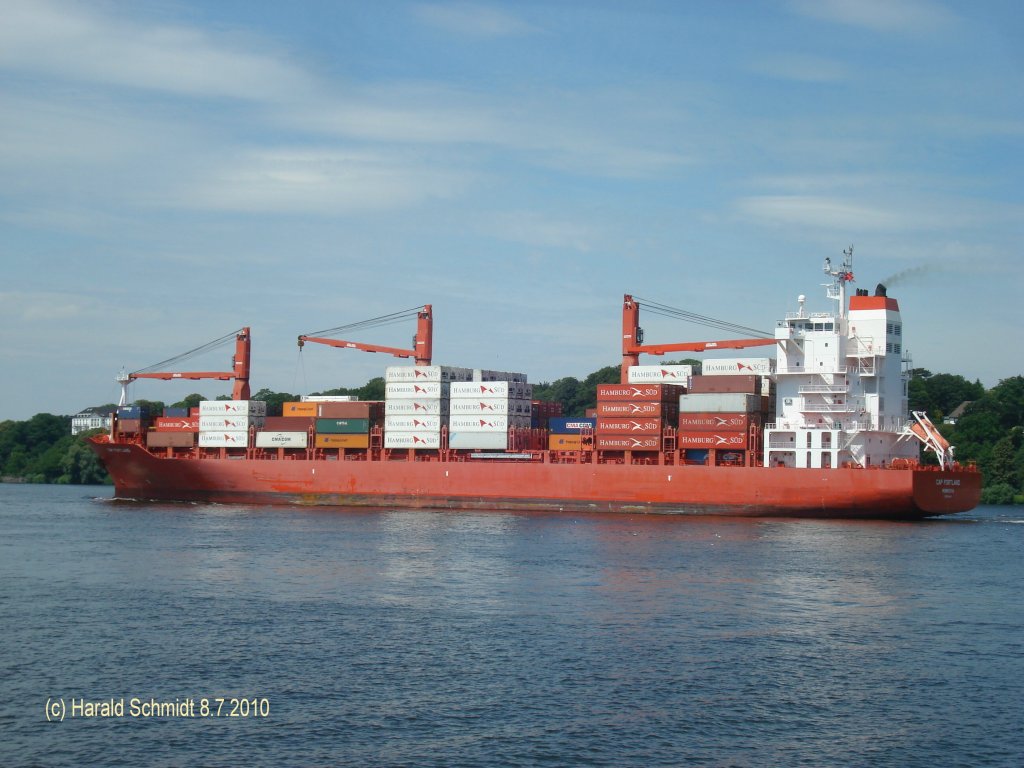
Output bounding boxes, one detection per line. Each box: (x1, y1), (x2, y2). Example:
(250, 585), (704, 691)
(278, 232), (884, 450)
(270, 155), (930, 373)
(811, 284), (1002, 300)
(621, 294), (775, 383)
(298, 305), (433, 366)
(118, 327), (252, 404)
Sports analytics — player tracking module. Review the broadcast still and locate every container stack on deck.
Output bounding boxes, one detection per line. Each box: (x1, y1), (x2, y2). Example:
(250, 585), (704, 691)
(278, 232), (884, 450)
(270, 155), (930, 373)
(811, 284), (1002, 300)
(448, 373), (532, 450)
(594, 382), (682, 451)
(547, 417), (596, 451)
(626, 364), (693, 385)
(676, 360), (773, 466)
(383, 365), (472, 449)
(147, 406), (198, 448)
(197, 400), (265, 447)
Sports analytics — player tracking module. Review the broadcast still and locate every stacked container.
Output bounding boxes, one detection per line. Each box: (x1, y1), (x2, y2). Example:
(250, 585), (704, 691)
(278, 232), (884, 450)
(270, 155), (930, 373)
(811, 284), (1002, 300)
(116, 404), (150, 435)
(547, 417), (596, 451)
(448, 375), (532, 450)
(531, 399), (563, 429)
(383, 366), (471, 449)
(678, 376), (770, 464)
(594, 384), (680, 451)
(626, 364), (692, 386)
(197, 400), (265, 448)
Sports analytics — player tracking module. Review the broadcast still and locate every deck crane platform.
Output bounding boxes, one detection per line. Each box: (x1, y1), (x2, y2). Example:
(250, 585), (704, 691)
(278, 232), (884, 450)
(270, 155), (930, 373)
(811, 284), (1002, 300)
(116, 327), (252, 405)
(621, 295), (776, 383)
(298, 305), (433, 365)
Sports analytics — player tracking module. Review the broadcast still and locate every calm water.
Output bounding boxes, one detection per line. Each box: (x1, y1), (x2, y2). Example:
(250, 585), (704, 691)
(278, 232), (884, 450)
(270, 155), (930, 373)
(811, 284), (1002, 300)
(1, 484), (1022, 767)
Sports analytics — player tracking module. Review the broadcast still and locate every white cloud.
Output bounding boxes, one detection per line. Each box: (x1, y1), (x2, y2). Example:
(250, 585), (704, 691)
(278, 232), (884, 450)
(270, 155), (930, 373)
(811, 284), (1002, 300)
(413, 2), (536, 37)
(788, 0), (953, 33)
(736, 195), (908, 231)
(182, 148), (471, 214)
(0, 0), (311, 100)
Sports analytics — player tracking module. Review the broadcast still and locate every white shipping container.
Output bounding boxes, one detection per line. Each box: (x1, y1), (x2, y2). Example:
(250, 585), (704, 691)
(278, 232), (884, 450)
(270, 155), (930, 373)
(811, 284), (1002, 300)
(383, 431), (441, 450)
(300, 395), (357, 402)
(679, 393), (762, 413)
(384, 399), (448, 415)
(198, 400), (267, 416)
(385, 365), (473, 383)
(472, 369), (528, 383)
(450, 381), (532, 399)
(627, 365), (693, 384)
(198, 416), (263, 431)
(701, 358), (774, 376)
(384, 415), (443, 431)
(449, 397), (512, 415)
(449, 432), (509, 450)
(198, 431), (249, 447)
(448, 415), (531, 431)
(385, 382), (447, 399)
(255, 431), (308, 449)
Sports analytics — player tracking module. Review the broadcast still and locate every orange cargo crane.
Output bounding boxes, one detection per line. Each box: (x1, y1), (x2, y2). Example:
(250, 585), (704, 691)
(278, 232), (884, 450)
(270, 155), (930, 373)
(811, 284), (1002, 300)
(116, 327), (252, 405)
(298, 305), (433, 365)
(621, 294), (776, 383)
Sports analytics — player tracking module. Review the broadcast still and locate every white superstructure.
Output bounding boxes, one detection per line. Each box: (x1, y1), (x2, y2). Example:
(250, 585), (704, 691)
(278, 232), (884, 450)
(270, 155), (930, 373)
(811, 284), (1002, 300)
(764, 248), (919, 469)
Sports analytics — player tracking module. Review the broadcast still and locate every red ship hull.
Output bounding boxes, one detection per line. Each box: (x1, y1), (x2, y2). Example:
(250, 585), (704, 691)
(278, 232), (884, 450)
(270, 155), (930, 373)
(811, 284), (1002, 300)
(91, 439), (981, 519)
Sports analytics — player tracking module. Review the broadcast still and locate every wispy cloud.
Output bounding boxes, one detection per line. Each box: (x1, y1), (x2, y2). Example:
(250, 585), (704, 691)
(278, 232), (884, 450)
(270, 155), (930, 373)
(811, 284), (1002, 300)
(737, 195), (910, 231)
(413, 2), (536, 37)
(788, 0), (953, 33)
(0, 0), (311, 100)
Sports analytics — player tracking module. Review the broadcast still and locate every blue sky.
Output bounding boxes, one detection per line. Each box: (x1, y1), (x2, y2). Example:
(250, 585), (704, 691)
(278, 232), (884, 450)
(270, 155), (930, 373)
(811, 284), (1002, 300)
(1, 0), (1021, 420)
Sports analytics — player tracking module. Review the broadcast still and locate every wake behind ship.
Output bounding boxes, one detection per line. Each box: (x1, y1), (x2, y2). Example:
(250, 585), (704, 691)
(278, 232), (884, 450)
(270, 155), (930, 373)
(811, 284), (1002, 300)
(91, 251), (981, 519)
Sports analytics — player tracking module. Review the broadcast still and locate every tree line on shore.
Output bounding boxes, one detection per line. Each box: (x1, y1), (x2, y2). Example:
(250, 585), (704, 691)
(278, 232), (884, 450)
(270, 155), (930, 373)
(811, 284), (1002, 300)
(1, 368), (1021, 504)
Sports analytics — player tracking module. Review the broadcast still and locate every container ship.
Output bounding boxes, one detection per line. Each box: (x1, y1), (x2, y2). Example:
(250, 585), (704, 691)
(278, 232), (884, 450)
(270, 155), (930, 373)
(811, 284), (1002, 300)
(91, 251), (981, 518)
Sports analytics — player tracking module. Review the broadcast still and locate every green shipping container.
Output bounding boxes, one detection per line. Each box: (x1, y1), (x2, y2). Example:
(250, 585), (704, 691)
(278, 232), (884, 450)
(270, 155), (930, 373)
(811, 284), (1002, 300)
(315, 417), (370, 434)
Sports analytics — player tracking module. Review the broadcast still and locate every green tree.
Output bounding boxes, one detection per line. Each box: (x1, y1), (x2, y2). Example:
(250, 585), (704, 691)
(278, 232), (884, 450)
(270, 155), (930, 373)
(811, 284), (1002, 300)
(171, 393), (207, 410)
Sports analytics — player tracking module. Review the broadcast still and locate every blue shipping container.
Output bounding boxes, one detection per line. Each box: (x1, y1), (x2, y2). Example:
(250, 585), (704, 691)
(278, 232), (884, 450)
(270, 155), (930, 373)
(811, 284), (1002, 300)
(548, 417), (597, 434)
(163, 407), (189, 417)
(117, 406), (146, 418)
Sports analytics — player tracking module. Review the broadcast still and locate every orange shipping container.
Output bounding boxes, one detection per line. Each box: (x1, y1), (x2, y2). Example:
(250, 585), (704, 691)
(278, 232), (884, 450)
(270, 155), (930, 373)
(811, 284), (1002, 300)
(594, 435), (661, 450)
(596, 384), (667, 402)
(146, 431), (196, 448)
(314, 433), (370, 449)
(318, 401), (383, 419)
(282, 402), (318, 417)
(687, 375), (760, 395)
(596, 417), (663, 435)
(676, 432), (748, 449)
(597, 401), (676, 418)
(678, 413), (758, 432)
(548, 434), (584, 451)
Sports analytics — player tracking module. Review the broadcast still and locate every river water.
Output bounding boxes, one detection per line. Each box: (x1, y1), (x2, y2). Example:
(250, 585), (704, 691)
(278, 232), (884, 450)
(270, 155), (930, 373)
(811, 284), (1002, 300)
(1, 484), (1021, 766)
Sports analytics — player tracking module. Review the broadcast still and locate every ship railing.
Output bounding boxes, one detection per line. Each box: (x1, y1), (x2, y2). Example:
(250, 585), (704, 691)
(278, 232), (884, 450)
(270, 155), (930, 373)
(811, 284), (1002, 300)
(799, 384), (849, 393)
(777, 366), (848, 375)
(800, 404), (856, 413)
(783, 311), (835, 320)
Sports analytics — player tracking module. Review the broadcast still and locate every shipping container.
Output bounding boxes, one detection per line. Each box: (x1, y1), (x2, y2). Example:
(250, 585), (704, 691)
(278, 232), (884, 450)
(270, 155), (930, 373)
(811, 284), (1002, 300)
(448, 415), (530, 432)
(385, 365), (473, 383)
(198, 400), (266, 416)
(255, 431), (308, 449)
(385, 382), (447, 399)
(315, 418), (370, 434)
(596, 384), (668, 402)
(626, 365), (692, 384)
(676, 432), (748, 449)
(314, 433), (370, 449)
(198, 416), (262, 431)
(679, 393), (762, 413)
(548, 434), (584, 450)
(146, 431), (195, 448)
(300, 395), (357, 402)
(472, 369), (528, 383)
(383, 432), (441, 450)
(384, 399), (448, 415)
(548, 417), (597, 434)
(282, 402), (318, 417)
(449, 432), (509, 450)
(450, 381), (531, 399)
(262, 416), (315, 431)
(162, 407), (189, 418)
(152, 416), (199, 432)
(677, 413), (759, 432)
(687, 375), (760, 395)
(118, 419), (142, 433)
(384, 415), (443, 432)
(448, 398), (532, 415)
(596, 401), (676, 418)
(594, 435), (661, 450)
(701, 358), (773, 376)
(198, 432), (249, 447)
(596, 417), (664, 435)
(318, 401), (382, 419)
(117, 406), (147, 419)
